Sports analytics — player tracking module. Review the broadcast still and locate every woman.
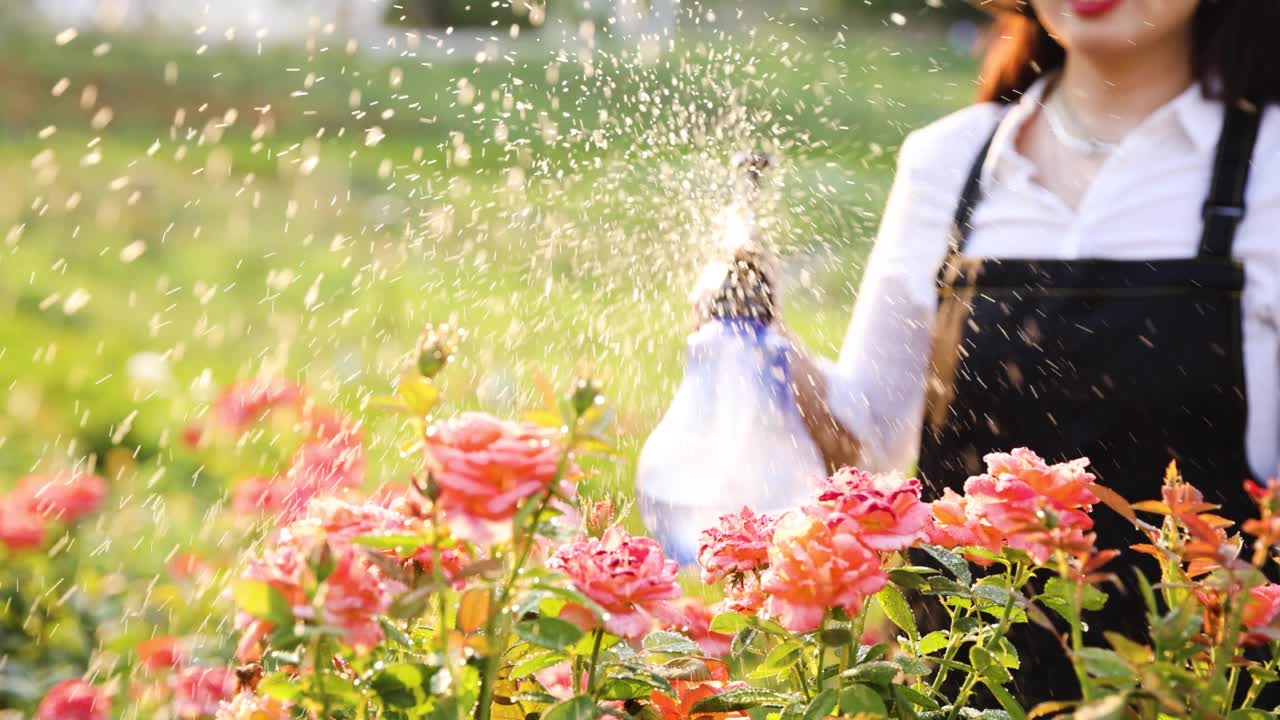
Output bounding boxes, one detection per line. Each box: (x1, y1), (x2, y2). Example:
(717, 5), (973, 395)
(790, 0), (1280, 703)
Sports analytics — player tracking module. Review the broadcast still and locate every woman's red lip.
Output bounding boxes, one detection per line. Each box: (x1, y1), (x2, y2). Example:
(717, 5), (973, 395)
(1069, 0), (1121, 16)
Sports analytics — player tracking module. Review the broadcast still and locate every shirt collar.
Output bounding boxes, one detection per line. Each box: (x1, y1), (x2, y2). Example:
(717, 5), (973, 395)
(983, 73), (1224, 184)
(1170, 83), (1225, 155)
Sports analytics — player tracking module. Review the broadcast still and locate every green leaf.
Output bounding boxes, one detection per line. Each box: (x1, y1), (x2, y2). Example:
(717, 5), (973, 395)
(751, 640), (804, 678)
(980, 679), (1028, 720)
(891, 686), (922, 720)
(596, 671), (673, 701)
(921, 544), (972, 585)
(917, 631), (949, 655)
(642, 630), (700, 655)
(351, 534), (435, 555)
(511, 651), (568, 679)
(688, 688), (795, 713)
(543, 696), (602, 720)
(819, 628), (853, 647)
(232, 580), (294, 627)
(371, 663), (436, 709)
(1039, 577), (1108, 622)
(842, 660), (900, 686)
(888, 568), (929, 591)
(710, 612), (752, 635)
(1074, 648), (1136, 685)
(970, 646), (1012, 686)
(803, 689), (839, 720)
(855, 643), (890, 664)
(894, 655), (932, 676)
(839, 684), (889, 715)
(514, 617), (585, 651)
(877, 586), (919, 643)
(731, 627), (759, 657)
(893, 684), (940, 711)
(257, 672), (301, 702)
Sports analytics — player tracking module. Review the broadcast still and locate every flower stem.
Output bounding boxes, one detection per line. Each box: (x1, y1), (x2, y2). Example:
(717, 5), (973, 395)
(1242, 643), (1280, 708)
(312, 634), (332, 720)
(815, 611), (829, 692)
(587, 629), (605, 697)
(474, 437), (575, 720)
(949, 566), (1020, 719)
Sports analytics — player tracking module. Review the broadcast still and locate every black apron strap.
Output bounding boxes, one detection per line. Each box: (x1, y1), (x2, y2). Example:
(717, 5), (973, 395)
(1200, 104), (1264, 259)
(947, 130), (998, 256)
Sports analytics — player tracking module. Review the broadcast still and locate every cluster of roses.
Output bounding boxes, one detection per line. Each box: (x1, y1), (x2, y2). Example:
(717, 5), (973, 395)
(195, 378), (367, 522)
(31, 665), (250, 720)
(696, 448), (1106, 632)
(0, 469), (106, 552)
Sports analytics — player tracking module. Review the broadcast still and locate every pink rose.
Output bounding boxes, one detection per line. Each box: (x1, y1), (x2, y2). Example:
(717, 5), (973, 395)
(320, 548), (401, 652)
(36, 679), (110, 720)
(1243, 584), (1280, 645)
(172, 667), (237, 718)
(211, 378), (304, 433)
(658, 597), (733, 657)
(549, 527), (681, 638)
(425, 412), (569, 542)
(17, 470), (107, 524)
(697, 507), (778, 584)
(0, 499), (46, 551)
(761, 512), (888, 632)
(806, 468), (930, 552)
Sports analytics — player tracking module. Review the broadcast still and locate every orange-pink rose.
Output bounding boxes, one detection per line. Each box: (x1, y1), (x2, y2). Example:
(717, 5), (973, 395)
(806, 468), (930, 552)
(36, 680), (109, 720)
(137, 636), (186, 672)
(956, 449), (1099, 564)
(172, 667), (237, 719)
(425, 412), (568, 542)
(549, 527), (681, 638)
(697, 507), (778, 584)
(761, 512), (888, 632)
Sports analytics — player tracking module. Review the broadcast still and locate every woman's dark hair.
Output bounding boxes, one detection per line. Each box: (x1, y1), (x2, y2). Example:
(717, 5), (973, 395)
(976, 1), (1280, 106)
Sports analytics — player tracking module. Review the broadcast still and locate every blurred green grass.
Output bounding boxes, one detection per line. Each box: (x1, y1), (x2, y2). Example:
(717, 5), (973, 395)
(0, 22), (976, 503)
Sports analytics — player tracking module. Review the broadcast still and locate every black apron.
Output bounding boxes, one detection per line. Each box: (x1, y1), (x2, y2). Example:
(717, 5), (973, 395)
(917, 103), (1263, 704)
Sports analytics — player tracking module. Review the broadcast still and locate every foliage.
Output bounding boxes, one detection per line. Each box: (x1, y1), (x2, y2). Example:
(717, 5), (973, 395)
(8, 329), (1280, 719)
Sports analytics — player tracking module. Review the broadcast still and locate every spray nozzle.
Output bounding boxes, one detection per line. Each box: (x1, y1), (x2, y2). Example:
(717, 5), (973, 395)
(690, 151), (780, 327)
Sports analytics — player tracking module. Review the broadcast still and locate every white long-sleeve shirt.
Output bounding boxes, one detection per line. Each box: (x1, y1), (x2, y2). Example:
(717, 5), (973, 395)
(822, 77), (1280, 480)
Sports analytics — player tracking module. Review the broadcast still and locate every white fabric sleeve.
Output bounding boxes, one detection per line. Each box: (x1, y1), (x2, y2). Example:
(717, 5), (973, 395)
(818, 128), (968, 474)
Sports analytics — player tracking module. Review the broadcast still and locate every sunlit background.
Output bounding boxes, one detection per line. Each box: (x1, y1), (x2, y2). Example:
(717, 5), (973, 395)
(0, 0), (988, 709)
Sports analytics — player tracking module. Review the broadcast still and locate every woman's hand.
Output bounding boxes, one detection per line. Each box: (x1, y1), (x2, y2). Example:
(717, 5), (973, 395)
(786, 335), (863, 474)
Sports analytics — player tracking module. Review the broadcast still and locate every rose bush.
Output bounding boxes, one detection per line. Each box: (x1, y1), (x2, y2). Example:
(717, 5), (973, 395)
(9, 329), (1280, 720)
